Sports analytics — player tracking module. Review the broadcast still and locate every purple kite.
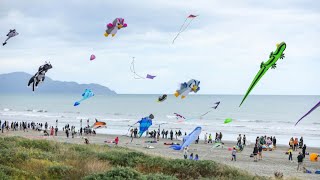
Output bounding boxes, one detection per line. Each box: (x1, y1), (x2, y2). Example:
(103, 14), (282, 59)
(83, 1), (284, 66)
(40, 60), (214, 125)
(295, 100), (320, 126)
(90, 54), (96, 61)
(146, 74), (156, 79)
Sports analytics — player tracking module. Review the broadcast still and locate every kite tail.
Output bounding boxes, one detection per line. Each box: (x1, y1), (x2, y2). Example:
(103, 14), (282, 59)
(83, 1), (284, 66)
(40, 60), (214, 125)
(170, 145), (182, 150)
(74, 98), (84, 106)
(2, 42), (6, 46)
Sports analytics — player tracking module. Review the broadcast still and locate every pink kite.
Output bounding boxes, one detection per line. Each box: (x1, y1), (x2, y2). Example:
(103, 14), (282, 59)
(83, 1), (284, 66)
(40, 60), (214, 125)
(90, 54), (96, 61)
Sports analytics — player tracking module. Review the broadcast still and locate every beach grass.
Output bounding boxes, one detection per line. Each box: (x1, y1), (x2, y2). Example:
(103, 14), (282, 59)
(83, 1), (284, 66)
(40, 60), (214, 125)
(0, 136), (267, 179)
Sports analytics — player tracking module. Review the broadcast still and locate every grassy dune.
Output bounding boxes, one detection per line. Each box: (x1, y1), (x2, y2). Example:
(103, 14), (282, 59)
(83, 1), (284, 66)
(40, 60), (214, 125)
(0, 136), (267, 179)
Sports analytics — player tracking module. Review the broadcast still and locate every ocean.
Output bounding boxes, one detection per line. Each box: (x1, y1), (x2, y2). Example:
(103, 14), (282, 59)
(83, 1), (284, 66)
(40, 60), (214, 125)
(0, 94), (319, 147)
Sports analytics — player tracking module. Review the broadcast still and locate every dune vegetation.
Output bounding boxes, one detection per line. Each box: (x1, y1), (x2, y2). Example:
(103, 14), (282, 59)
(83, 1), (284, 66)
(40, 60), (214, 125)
(0, 136), (267, 179)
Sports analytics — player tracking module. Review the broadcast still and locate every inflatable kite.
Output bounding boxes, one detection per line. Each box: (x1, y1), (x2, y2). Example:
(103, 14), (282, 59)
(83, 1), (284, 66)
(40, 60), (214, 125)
(174, 79), (200, 99)
(74, 89), (94, 106)
(224, 118), (232, 124)
(295, 100), (320, 126)
(27, 62), (52, 92)
(310, 153), (318, 162)
(3, 29), (19, 46)
(158, 94), (167, 102)
(91, 119), (107, 129)
(170, 126), (201, 150)
(90, 54), (96, 61)
(172, 14), (198, 44)
(104, 18), (127, 37)
(200, 101), (220, 118)
(137, 114), (154, 137)
(130, 57), (156, 79)
(239, 42), (286, 107)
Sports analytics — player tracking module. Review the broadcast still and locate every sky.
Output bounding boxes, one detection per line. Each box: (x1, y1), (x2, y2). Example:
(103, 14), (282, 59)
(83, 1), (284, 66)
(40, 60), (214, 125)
(0, 0), (319, 95)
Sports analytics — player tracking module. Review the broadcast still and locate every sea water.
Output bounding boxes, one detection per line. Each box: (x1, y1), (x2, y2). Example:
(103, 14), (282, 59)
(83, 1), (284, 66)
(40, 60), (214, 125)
(0, 94), (319, 147)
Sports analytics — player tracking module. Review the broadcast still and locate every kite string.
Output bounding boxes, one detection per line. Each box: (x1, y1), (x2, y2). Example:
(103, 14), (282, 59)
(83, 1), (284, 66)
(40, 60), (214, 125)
(130, 59), (145, 79)
(172, 18), (195, 44)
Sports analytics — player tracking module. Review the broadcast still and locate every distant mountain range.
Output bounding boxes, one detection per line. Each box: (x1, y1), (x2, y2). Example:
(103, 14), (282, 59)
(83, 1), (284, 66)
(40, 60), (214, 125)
(0, 72), (116, 94)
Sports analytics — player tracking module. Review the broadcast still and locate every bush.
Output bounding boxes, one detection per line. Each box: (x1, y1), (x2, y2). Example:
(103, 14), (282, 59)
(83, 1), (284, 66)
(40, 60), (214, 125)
(97, 151), (146, 167)
(47, 165), (73, 179)
(83, 167), (144, 180)
(145, 173), (178, 180)
(17, 139), (58, 152)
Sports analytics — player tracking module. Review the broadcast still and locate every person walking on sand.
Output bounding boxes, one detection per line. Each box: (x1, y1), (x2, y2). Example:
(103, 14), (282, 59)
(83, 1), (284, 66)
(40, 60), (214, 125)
(288, 147), (293, 162)
(302, 144), (306, 158)
(183, 146), (188, 159)
(189, 153), (194, 160)
(289, 137), (294, 149)
(253, 145), (258, 162)
(115, 136), (119, 146)
(237, 134), (242, 146)
(258, 145), (263, 160)
(231, 147), (237, 161)
(208, 133), (213, 143)
(204, 133), (208, 144)
(297, 152), (304, 171)
(294, 138), (298, 151)
(243, 135), (246, 146)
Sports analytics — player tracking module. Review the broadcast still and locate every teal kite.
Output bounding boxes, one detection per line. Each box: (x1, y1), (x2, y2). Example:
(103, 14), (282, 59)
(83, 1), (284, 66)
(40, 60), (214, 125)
(239, 42), (286, 107)
(74, 89), (94, 106)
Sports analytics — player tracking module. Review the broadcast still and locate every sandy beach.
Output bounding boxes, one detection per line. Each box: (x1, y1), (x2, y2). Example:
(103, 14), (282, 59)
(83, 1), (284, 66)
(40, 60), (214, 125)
(1, 130), (319, 180)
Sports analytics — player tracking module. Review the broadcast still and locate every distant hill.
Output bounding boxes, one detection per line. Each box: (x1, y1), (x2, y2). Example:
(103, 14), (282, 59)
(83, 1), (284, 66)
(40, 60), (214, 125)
(0, 72), (116, 94)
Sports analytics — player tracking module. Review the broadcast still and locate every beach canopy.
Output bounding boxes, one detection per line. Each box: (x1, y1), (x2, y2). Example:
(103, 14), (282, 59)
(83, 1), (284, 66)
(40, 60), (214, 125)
(28, 62), (52, 92)
(74, 89), (94, 106)
(170, 126), (201, 150)
(224, 118), (232, 124)
(239, 42), (286, 107)
(138, 114), (153, 137)
(104, 18), (127, 37)
(174, 79), (200, 99)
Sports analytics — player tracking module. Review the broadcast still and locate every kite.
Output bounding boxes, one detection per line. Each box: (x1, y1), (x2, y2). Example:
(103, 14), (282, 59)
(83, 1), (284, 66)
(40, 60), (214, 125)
(174, 113), (186, 122)
(137, 114), (154, 137)
(224, 118), (232, 124)
(158, 94), (167, 102)
(104, 18), (127, 37)
(174, 79), (200, 99)
(91, 119), (107, 129)
(27, 62), (52, 92)
(170, 126), (201, 150)
(74, 89), (94, 106)
(239, 42), (286, 107)
(90, 54), (96, 61)
(3, 29), (19, 46)
(295, 100), (320, 126)
(172, 14), (198, 44)
(200, 101), (220, 118)
(130, 57), (156, 79)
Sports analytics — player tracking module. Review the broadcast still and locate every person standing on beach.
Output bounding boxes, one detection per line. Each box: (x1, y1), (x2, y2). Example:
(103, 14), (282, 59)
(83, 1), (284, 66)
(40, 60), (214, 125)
(189, 153), (194, 160)
(204, 133), (208, 144)
(55, 126), (58, 136)
(170, 130), (173, 140)
(243, 135), (246, 146)
(253, 145), (258, 162)
(299, 137), (303, 149)
(288, 148), (293, 162)
(302, 144), (307, 158)
(231, 147), (237, 161)
(115, 136), (119, 146)
(297, 152), (304, 171)
(237, 134), (242, 146)
(294, 138), (298, 151)
(258, 145), (263, 160)
(183, 146), (188, 159)
(219, 132), (223, 142)
(289, 137), (294, 149)
(208, 134), (213, 143)
(194, 154), (199, 161)
(273, 136), (277, 148)
(165, 130), (168, 139)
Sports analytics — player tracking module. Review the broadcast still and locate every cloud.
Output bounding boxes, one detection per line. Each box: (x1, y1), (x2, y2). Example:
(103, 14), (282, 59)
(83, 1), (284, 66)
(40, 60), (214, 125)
(0, 0), (319, 94)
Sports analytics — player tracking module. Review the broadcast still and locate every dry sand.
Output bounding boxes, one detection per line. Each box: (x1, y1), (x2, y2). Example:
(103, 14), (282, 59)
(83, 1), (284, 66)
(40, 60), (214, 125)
(1, 130), (319, 180)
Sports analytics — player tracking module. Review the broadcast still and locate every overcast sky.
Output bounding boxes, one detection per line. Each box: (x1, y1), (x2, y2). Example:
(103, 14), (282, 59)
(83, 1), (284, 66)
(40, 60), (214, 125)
(0, 0), (319, 94)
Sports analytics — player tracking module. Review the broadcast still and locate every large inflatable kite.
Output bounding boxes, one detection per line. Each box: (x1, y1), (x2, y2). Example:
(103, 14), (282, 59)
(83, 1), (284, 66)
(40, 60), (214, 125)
(172, 14), (198, 44)
(3, 29), (19, 46)
(130, 57), (156, 79)
(138, 114), (154, 137)
(27, 62), (52, 92)
(91, 119), (107, 129)
(295, 100), (320, 126)
(239, 42), (286, 107)
(74, 89), (94, 106)
(174, 79), (200, 99)
(104, 18), (127, 37)
(170, 126), (201, 150)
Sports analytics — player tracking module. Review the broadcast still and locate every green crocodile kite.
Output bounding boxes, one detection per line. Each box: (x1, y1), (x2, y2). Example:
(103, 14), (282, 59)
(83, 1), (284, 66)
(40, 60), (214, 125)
(239, 42), (286, 107)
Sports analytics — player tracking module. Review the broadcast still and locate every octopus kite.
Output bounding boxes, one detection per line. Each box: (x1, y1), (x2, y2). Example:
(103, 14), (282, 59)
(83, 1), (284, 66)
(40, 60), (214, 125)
(104, 18), (127, 37)
(239, 42), (286, 107)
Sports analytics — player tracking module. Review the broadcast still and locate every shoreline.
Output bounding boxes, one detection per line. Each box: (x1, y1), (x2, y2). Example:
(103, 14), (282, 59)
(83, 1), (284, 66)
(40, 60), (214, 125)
(1, 130), (319, 179)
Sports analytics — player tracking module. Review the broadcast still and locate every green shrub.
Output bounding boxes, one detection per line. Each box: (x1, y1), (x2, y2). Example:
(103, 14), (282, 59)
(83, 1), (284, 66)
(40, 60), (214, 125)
(145, 173), (178, 180)
(17, 139), (58, 152)
(97, 151), (146, 167)
(83, 167), (144, 180)
(47, 165), (73, 179)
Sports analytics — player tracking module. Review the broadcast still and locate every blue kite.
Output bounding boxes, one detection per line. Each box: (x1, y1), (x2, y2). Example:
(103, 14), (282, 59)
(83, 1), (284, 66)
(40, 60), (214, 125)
(170, 126), (202, 150)
(74, 89), (94, 106)
(137, 114), (154, 137)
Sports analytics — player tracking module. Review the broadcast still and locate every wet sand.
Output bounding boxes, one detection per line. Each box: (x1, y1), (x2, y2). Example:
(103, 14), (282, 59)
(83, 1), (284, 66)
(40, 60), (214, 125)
(1, 130), (319, 180)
